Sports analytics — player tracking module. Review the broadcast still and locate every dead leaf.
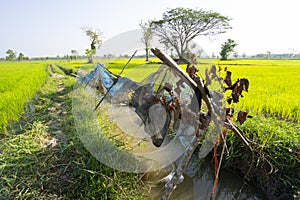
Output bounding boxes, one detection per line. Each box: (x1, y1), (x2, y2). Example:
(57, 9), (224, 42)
(224, 71), (232, 86)
(237, 111), (248, 124)
(239, 78), (249, 92)
(232, 89), (239, 103)
(163, 82), (173, 92)
(227, 97), (233, 104)
(186, 65), (198, 79)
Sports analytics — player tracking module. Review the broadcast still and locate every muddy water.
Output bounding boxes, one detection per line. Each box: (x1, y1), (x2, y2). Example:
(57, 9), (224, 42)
(142, 154), (262, 200)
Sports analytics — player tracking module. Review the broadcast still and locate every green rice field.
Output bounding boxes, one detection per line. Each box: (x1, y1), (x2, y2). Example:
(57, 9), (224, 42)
(93, 58), (300, 122)
(0, 58), (299, 199)
(1, 58), (299, 139)
(0, 61), (48, 134)
(216, 59), (300, 122)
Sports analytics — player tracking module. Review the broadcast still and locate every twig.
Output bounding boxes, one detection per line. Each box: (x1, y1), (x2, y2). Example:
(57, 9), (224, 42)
(94, 50), (137, 111)
(211, 130), (228, 200)
(224, 119), (252, 151)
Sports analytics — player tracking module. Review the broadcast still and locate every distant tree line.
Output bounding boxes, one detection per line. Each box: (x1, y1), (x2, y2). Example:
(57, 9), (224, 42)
(251, 53), (300, 59)
(5, 49), (29, 61)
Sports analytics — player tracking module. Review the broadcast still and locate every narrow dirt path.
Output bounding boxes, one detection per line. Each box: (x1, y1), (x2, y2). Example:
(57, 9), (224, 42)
(27, 64), (80, 197)
(40, 66), (69, 147)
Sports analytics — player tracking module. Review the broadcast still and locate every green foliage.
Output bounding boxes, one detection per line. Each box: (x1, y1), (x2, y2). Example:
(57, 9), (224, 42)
(5, 49), (16, 61)
(17, 52), (28, 61)
(85, 49), (96, 64)
(70, 49), (78, 60)
(219, 39), (237, 60)
(211, 59), (300, 198)
(82, 26), (103, 63)
(151, 7), (231, 59)
(1, 59), (299, 199)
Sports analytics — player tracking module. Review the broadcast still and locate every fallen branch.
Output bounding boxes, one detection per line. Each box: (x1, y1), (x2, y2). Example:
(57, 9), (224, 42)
(151, 48), (214, 200)
(150, 48), (276, 200)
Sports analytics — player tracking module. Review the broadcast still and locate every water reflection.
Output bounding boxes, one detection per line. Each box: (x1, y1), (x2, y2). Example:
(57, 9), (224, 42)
(143, 153), (262, 200)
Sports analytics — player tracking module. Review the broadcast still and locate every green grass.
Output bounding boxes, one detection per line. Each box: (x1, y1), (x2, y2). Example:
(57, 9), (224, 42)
(204, 59), (300, 199)
(74, 58), (300, 122)
(223, 115), (300, 199)
(0, 61), (49, 134)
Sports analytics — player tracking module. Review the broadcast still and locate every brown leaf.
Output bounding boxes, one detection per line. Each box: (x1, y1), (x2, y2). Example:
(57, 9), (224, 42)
(224, 71), (232, 86)
(236, 85), (243, 95)
(163, 82), (173, 92)
(199, 112), (211, 129)
(232, 89), (239, 103)
(186, 65), (198, 80)
(225, 79), (239, 91)
(227, 97), (233, 104)
(227, 78), (250, 103)
(239, 78), (249, 92)
(218, 65), (222, 72)
(237, 111), (248, 124)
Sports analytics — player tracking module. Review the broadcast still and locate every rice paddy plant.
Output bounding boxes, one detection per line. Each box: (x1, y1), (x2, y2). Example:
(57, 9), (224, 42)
(0, 61), (49, 134)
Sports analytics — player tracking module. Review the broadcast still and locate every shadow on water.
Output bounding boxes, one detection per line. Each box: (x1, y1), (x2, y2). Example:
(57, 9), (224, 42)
(142, 150), (262, 200)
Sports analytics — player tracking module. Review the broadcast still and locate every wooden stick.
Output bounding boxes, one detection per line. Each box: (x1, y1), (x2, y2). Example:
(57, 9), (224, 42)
(150, 48), (213, 199)
(94, 50), (137, 111)
(150, 48), (197, 89)
(150, 48), (213, 115)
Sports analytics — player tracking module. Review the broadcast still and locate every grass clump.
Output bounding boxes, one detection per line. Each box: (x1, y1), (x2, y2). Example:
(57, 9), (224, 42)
(223, 115), (300, 199)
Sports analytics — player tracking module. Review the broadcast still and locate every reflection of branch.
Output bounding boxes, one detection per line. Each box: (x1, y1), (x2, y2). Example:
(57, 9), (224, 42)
(161, 135), (203, 200)
(194, 77), (213, 116)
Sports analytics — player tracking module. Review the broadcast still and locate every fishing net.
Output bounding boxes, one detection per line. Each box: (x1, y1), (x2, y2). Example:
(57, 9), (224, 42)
(72, 63), (201, 172)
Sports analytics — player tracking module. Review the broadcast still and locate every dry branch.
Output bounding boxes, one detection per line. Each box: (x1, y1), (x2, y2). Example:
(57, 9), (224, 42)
(150, 48), (269, 200)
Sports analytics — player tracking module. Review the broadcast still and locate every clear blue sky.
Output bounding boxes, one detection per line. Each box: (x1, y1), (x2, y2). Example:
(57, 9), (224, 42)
(1, 0), (299, 57)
